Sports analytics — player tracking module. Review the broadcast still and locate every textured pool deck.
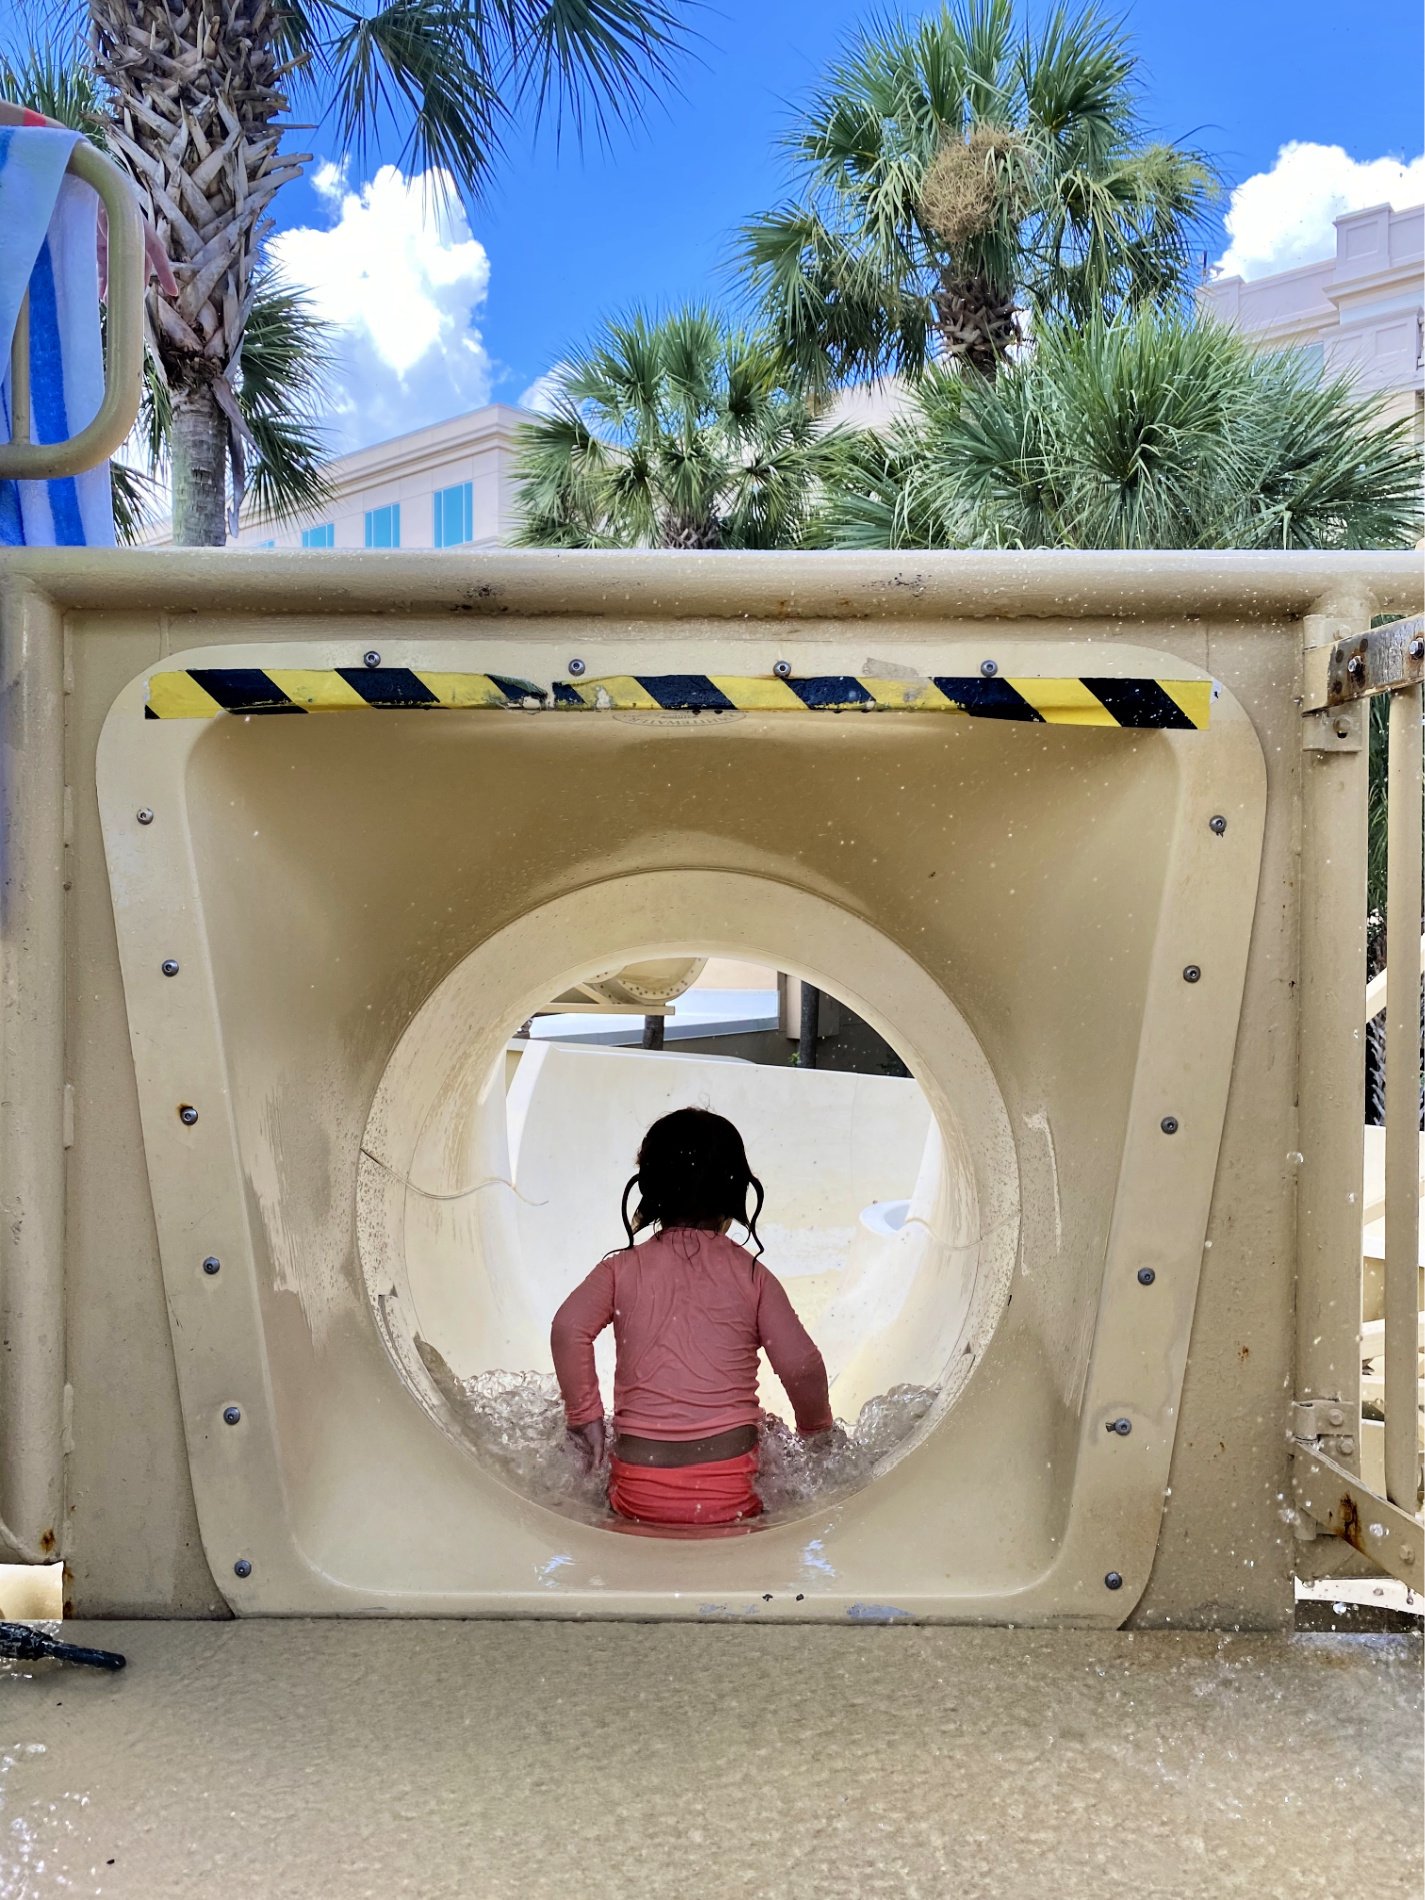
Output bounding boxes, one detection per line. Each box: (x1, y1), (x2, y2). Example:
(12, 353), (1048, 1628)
(2, 1623), (1420, 1898)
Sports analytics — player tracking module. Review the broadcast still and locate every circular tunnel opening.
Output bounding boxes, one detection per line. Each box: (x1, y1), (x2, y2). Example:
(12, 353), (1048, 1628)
(357, 873), (1019, 1530)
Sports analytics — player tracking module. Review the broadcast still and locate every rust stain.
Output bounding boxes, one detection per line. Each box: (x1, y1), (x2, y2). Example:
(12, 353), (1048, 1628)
(38, 1527), (55, 1555)
(1237, 1346), (1250, 1363)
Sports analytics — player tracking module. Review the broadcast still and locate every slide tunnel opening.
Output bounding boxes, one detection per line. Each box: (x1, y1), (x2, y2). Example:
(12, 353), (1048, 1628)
(360, 933), (1016, 1532)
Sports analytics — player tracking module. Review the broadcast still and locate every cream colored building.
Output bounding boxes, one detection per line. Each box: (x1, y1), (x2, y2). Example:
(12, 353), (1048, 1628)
(1200, 199), (1424, 434)
(141, 400), (532, 551)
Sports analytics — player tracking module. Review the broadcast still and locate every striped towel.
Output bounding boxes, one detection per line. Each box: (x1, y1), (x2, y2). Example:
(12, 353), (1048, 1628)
(0, 123), (114, 546)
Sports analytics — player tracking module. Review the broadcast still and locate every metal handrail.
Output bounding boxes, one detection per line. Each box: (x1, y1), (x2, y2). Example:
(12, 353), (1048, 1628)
(0, 138), (144, 480)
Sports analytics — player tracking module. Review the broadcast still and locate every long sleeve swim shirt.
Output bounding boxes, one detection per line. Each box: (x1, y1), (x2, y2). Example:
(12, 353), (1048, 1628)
(550, 1227), (834, 1441)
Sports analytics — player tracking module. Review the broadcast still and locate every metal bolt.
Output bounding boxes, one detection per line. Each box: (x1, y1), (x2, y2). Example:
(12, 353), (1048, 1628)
(567, 658), (586, 676)
(1401, 1545), (1415, 1565)
(773, 659), (793, 679)
(161, 958), (180, 977)
(1326, 1406), (1345, 1429)
(1104, 1571), (1124, 1591)
(1346, 654), (1365, 677)
(136, 807), (154, 825)
(1409, 639), (1424, 662)
(1334, 719), (1351, 739)
(233, 1559), (252, 1579)
(179, 1105), (199, 1126)
(1107, 1417), (1132, 1436)
(979, 659), (998, 677)
(1338, 1436), (1356, 1458)
(222, 1406), (241, 1426)
(1182, 965), (1201, 983)
(1160, 1115), (1179, 1135)
(1137, 1267), (1156, 1286)
(202, 1256), (221, 1276)
(363, 650), (381, 669)
(1209, 815), (1227, 835)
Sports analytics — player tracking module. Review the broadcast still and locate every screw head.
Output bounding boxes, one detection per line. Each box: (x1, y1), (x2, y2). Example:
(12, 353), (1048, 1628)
(1182, 965), (1201, 983)
(1409, 638), (1424, 661)
(136, 807), (154, 825)
(222, 1405), (241, 1426)
(1209, 815), (1227, 835)
(979, 659), (999, 677)
(1338, 1436), (1356, 1458)
(567, 658), (586, 677)
(161, 958), (180, 977)
(202, 1256), (221, 1276)
(773, 659), (793, 680)
(362, 650), (381, 669)
(1334, 719), (1351, 738)
(1160, 1115), (1179, 1135)
(1104, 1571), (1124, 1591)
(1108, 1417), (1132, 1436)
(1346, 653), (1365, 677)
(1137, 1267), (1156, 1286)
(179, 1105), (199, 1126)
(233, 1559), (252, 1579)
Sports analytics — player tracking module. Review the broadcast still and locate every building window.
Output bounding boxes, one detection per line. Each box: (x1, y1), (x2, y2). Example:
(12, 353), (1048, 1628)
(301, 523), (334, 549)
(365, 503), (400, 549)
(434, 481), (473, 548)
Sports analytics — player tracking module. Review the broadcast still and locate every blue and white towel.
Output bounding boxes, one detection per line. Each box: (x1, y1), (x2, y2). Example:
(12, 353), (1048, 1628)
(0, 124), (114, 547)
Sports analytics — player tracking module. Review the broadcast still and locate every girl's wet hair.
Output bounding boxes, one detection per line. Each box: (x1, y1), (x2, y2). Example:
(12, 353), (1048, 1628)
(621, 1107), (765, 1256)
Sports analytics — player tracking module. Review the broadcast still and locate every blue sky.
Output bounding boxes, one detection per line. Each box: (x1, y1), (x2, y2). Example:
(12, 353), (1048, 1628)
(5, 0), (1422, 445)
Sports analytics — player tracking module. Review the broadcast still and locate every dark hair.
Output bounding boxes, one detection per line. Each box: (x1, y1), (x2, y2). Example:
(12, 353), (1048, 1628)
(620, 1108), (765, 1255)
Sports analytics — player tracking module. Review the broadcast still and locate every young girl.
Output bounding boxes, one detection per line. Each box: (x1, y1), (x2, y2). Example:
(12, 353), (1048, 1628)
(550, 1107), (834, 1526)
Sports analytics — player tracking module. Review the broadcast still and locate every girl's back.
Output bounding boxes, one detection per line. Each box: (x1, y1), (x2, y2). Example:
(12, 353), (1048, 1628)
(552, 1226), (829, 1442)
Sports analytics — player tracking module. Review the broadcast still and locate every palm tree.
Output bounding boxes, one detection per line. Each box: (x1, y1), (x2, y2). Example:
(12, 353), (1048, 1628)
(738, 0), (1216, 388)
(2, 44), (334, 544)
(30, 0), (689, 545)
(825, 313), (1424, 552)
(512, 307), (849, 550)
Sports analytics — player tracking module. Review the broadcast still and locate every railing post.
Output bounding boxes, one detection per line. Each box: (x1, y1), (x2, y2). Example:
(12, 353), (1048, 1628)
(1384, 676), (1423, 1508)
(0, 579), (67, 1561)
(1296, 596), (1373, 1438)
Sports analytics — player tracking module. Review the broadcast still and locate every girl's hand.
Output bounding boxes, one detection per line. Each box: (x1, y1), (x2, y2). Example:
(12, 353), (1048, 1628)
(566, 1419), (607, 1468)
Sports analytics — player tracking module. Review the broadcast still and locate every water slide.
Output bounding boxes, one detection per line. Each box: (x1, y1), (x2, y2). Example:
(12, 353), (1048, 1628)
(2, 547), (1420, 1631)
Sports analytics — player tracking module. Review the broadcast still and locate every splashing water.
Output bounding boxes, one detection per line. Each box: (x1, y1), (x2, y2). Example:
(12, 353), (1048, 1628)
(416, 1339), (936, 1525)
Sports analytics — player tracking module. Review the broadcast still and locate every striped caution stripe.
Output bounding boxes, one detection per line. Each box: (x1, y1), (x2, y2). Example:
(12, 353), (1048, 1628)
(145, 668), (1212, 729)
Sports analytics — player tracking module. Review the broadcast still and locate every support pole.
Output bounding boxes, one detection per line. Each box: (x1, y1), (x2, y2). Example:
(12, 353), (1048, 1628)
(1296, 598), (1372, 1435)
(1383, 679), (1423, 1510)
(0, 580), (66, 1560)
(798, 982), (820, 1071)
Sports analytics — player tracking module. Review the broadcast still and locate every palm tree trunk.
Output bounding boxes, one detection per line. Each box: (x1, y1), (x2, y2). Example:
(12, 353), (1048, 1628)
(170, 384), (229, 547)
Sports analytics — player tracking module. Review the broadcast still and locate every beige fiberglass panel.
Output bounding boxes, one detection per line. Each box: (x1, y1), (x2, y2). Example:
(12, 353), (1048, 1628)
(94, 615), (1264, 1625)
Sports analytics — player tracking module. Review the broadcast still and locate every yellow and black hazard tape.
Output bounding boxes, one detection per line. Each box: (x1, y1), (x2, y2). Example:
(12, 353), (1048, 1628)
(145, 667), (1212, 729)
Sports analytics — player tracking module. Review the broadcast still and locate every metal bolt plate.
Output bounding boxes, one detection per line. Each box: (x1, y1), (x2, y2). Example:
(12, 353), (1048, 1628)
(1327, 615), (1425, 705)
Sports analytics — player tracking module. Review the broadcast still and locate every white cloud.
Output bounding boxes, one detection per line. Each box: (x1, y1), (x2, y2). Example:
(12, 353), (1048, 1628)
(1215, 141), (1425, 280)
(518, 363), (572, 414)
(270, 161), (493, 451)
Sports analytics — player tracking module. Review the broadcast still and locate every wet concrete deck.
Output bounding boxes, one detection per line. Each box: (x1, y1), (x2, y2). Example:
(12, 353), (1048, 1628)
(2, 1623), (1420, 1898)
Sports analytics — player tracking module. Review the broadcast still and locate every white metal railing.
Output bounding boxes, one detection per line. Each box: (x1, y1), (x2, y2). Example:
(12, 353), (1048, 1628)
(1295, 609), (1424, 1591)
(0, 138), (144, 480)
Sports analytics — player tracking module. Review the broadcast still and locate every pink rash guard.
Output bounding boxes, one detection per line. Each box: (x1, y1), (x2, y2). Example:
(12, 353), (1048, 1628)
(551, 1227), (834, 1441)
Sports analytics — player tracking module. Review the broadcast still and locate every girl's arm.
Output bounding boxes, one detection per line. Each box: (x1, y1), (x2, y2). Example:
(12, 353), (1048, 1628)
(550, 1258), (616, 1429)
(756, 1268), (834, 1436)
